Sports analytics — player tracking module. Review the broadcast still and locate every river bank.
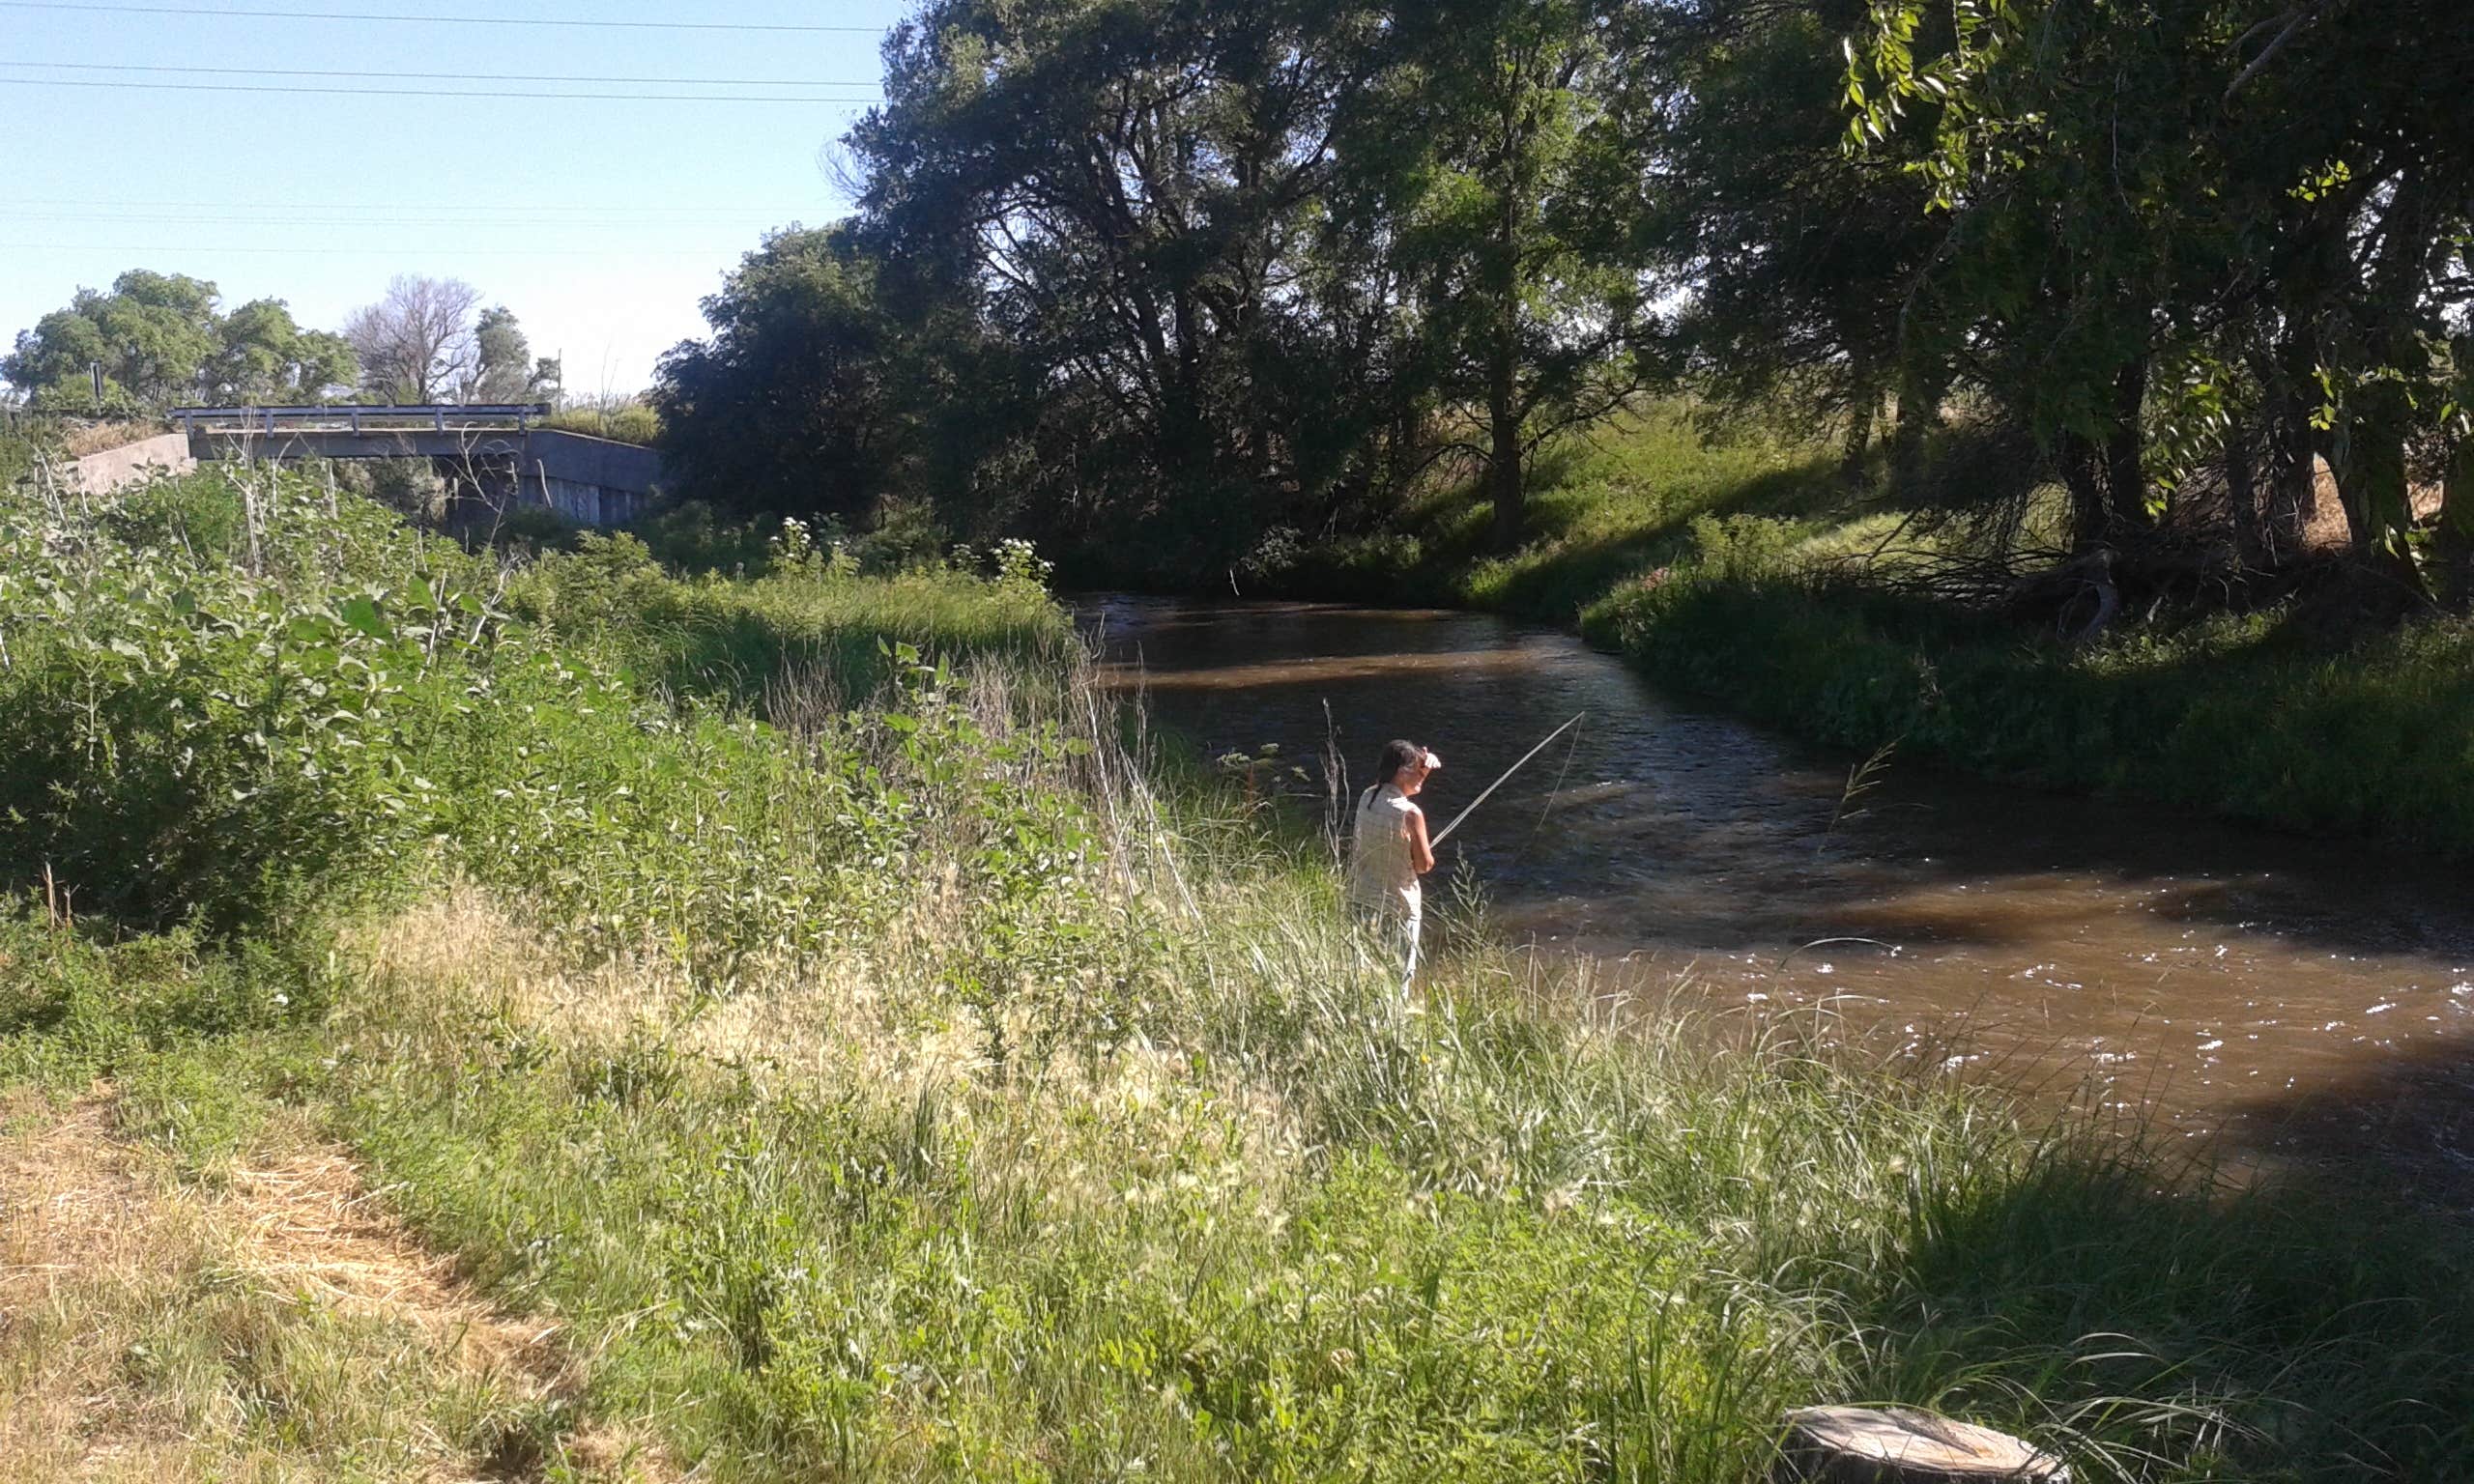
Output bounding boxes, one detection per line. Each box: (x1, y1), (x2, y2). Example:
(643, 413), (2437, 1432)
(1244, 408), (2474, 859)
(1083, 593), (2474, 1191)
(8, 468), (2474, 1479)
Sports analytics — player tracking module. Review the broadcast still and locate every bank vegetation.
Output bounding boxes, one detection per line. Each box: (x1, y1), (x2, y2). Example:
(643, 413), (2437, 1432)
(4, 466), (2472, 1479)
(599, 0), (2474, 855)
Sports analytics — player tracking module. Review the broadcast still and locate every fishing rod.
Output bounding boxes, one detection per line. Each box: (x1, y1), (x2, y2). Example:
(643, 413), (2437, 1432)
(1430, 712), (1584, 846)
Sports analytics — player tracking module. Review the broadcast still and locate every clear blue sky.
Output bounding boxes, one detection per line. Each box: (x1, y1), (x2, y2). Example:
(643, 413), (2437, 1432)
(1, 0), (908, 395)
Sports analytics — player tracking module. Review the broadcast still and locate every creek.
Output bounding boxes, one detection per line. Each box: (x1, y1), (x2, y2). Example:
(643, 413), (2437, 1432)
(1083, 595), (2474, 1198)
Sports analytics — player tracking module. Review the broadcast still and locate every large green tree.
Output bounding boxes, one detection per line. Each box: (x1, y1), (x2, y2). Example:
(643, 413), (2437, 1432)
(470, 306), (560, 404)
(5, 308), (119, 412)
(1846, 0), (2474, 563)
(209, 299), (358, 404)
(848, 0), (1394, 564)
(1642, 0), (1942, 483)
(1365, 0), (1661, 549)
(653, 225), (917, 523)
(5, 271), (221, 411)
(4, 272), (356, 412)
(647, 0), (2466, 601)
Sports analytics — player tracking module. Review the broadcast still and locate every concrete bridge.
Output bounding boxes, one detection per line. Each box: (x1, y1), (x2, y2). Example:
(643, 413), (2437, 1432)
(90, 404), (671, 526)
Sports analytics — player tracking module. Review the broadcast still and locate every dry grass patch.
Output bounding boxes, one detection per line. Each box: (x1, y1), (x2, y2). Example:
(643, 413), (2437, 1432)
(0, 1087), (664, 1482)
(357, 887), (996, 1093)
(60, 421), (169, 460)
(0, 1088), (173, 1478)
(360, 890), (698, 1049)
(216, 1149), (565, 1385)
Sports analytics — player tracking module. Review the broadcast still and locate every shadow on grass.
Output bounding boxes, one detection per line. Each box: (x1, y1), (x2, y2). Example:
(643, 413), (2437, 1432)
(1845, 1105), (2474, 1478)
(1463, 455), (1854, 621)
(1612, 568), (2474, 859)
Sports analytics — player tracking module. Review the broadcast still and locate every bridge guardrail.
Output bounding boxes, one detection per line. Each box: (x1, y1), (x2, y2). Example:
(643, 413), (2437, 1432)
(170, 404), (553, 436)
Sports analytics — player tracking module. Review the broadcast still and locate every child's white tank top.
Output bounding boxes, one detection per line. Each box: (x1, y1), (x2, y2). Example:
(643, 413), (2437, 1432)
(1346, 785), (1422, 914)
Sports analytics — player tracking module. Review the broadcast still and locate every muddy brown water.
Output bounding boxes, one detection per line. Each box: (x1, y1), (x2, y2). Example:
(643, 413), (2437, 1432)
(1083, 596), (2474, 1198)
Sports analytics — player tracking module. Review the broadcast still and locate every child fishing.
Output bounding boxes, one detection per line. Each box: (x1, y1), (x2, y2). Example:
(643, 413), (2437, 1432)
(1343, 715), (1582, 989)
(1346, 739), (1440, 986)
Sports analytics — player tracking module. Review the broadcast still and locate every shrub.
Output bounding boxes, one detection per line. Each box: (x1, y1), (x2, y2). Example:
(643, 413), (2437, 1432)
(0, 465), (1078, 956)
(0, 907), (322, 1071)
(0, 471), (546, 934)
(541, 402), (661, 446)
(625, 499), (779, 575)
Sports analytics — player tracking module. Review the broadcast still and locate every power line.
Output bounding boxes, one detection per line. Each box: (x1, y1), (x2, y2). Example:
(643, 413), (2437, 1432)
(1, 59), (883, 89)
(2, 211), (782, 227)
(0, 74), (879, 101)
(0, 241), (742, 256)
(1, 202), (786, 214)
(3, 197), (815, 214)
(0, 0), (889, 33)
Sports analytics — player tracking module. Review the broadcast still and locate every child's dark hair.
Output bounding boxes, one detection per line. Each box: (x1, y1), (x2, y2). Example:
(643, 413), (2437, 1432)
(1371, 738), (1424, 793)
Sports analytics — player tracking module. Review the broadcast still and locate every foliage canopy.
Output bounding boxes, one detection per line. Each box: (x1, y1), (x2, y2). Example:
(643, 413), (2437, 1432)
(647, 0), (2473, 599)
(2, 271), (357, 414)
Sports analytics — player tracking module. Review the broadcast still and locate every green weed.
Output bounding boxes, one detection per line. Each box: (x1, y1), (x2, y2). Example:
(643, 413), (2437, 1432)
(6, 462), (2473, 1480)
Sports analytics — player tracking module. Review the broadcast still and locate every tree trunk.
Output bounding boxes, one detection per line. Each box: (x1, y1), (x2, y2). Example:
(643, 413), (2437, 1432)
(1839, 385), (1880, 487)
(2333, 163), (2440, 584)
(2102, 355), (2151, 534)
(1888, 359), (1946, 496)
(2260, 373), (2320, 564)
(1485, 155), (1526, 553)
(2439, 431), (2474, 608)
(2056, 356), (2152, 552)
(2225, 418), (2262, 565)
(2331, 381), (2415, 564)
(2057, 431), (2108, 551)
(2441, 332), (2474, 606)
(1488, 339), (1524, 552)
(1777, 1406), (2069, 1483)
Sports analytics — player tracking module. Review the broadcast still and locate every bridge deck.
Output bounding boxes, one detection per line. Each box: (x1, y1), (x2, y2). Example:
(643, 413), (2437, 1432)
(73, 416), (664, 527)
(171, 419), (664, 526)
(171, 404), (552, 436)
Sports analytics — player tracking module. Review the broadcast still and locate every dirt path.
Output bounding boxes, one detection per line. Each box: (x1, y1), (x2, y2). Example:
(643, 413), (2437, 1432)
(0, 1089), (663, 1482)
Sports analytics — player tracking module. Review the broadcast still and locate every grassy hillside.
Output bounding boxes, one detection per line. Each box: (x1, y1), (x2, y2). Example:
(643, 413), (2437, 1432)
(4, 467), (2472, 1480)
(1268, 407), (1854, 616)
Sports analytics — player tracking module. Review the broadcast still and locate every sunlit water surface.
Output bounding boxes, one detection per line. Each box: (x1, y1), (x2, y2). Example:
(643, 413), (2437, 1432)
(1083, 596), (2474, 1197)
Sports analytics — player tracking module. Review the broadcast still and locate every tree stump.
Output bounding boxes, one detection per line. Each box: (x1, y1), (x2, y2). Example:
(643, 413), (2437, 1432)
(1774, 1406), (2070, 1484)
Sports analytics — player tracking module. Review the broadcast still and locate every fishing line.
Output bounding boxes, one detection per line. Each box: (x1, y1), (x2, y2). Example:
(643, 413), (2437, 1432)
(1430, 712), (1585, 846)
(1512, 713), (1587, 865)
(1775, 936), (1893, 972)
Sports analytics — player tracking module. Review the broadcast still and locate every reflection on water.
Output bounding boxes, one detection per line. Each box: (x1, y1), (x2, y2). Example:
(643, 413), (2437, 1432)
(1082, 596), (2474, 1196)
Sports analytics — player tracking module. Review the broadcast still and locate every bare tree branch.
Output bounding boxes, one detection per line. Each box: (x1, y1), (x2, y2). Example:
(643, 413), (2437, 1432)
(342, 274), (482, 403)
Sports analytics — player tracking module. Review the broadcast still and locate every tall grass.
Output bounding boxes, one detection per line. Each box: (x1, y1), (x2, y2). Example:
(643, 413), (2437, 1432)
(1582, 523), (2474, 854)
(539, 399), (661, 446)
(3, 465), (2471, 1479)
(506, 528), (1074, 711)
